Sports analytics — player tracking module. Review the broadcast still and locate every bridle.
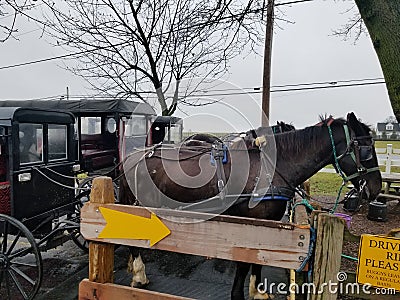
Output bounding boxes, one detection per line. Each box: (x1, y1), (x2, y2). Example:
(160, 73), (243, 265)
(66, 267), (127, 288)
(327, 122), (380, 182)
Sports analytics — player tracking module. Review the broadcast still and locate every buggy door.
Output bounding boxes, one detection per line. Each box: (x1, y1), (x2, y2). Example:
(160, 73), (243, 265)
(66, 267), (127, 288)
(120, 115), (150, 160)
(13, 122), (75, 228)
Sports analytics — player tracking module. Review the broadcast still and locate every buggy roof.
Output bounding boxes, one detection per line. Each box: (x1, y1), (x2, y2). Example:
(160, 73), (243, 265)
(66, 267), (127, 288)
(0, 99), (155, 116)
(0, 107), (75, 126)
(153, 115), (183, 125)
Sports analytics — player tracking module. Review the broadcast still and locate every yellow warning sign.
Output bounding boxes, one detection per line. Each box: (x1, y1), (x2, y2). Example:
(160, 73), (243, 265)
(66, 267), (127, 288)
(357, 234), (400, 291)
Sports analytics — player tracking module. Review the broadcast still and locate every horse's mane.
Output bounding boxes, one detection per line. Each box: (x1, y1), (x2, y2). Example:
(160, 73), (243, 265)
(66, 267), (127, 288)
(273, 116), (347, 155)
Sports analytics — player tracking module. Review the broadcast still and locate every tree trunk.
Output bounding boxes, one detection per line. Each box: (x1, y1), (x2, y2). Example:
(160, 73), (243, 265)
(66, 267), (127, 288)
(354, 1), (400, 121)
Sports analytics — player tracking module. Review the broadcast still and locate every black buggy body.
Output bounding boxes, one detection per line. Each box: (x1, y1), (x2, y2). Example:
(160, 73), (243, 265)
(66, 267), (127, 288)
(0, 107), (76, 225)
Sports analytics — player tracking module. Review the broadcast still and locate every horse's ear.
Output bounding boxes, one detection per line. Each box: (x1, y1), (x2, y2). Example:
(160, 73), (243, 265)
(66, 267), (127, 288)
(347, 112), (358, 125)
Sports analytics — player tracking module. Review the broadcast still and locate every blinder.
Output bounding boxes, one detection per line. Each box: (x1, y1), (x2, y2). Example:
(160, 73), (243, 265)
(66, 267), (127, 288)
(354, 139), (374, 162)
(346, 135), (375, 172)
(331, 124), (379, 182)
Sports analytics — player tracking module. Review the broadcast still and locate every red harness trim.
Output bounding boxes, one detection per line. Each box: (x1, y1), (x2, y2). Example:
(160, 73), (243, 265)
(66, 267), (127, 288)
(315, 116), (335, 127)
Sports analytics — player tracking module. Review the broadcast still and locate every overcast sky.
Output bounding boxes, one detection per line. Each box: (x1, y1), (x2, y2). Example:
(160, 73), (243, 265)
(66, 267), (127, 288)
(0, 1), (394, 133)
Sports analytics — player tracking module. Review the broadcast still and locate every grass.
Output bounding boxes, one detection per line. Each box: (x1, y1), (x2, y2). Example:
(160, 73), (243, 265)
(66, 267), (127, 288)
(375, 140), (400, 149)
(309, 173), (344, 196)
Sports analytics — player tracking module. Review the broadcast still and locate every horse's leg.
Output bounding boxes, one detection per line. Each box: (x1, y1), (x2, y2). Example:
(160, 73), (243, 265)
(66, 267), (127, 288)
(231, 262), (250, 300)
(127, 246), (149, 288)
(249, 264), (270, 299)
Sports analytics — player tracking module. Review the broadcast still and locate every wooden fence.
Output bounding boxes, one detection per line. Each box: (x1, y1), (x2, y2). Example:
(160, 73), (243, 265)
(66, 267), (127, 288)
(77, 177), (398, 300)
(375, 144), (400, 175)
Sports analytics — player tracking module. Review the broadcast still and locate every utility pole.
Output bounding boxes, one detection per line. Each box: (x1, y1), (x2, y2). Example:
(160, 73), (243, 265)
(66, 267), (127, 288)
(261, 0), (274, 127)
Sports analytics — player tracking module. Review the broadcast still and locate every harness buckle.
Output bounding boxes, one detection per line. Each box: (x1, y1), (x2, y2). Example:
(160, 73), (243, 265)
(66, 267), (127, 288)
(358, 166), (367, 173)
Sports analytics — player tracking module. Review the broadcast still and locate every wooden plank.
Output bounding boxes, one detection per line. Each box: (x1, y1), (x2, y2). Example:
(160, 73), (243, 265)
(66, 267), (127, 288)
(377, 193), (400, 201)
(381, 173), (400, 183)
(88, 177), (115, 284)
(81, 203), (310, 270)
(293, 180), (311, 226)
(79, 279), (193, 300)
(293, 200), (310, 226)
(311, 213), (345, 300)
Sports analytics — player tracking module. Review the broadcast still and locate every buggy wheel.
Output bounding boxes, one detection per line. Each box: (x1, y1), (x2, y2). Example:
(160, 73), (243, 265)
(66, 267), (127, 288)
(0, 214), (42, 300)
(77, 177), (119, 203)
(69, 188), (90, 252)
(69, 226), (89, 252)
(69, 177), (94, 252)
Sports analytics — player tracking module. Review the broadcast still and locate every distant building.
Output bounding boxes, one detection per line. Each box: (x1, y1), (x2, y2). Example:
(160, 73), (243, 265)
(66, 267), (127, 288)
(376, 122), (400, 139)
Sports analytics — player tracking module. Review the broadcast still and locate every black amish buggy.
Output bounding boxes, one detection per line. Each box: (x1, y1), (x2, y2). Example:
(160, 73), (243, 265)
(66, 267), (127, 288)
(0, 99), (183, 176)
(0, 107), (77, 299)
(0, 100), (183, 300)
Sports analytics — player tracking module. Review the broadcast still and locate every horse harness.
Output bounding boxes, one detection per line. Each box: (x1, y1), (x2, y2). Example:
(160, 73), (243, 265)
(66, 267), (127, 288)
(327, 119), (379, 182)
(209, 137), (296, 205)
(209, 141), (228, 202)
(127, 119), (379, 213)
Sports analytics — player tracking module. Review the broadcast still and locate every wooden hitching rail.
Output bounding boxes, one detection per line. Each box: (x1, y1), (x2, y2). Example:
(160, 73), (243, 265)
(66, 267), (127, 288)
(78, 176), (311, 299)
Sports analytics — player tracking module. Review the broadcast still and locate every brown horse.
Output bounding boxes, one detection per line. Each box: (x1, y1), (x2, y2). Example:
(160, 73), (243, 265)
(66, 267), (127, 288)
(119, 113), (382, 300)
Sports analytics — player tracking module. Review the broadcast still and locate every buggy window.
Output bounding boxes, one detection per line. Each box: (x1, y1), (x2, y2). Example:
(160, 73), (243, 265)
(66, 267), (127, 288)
(124, 116), (146, 136)
(106, 117), (116, 133)
(49, 124), (67, 161)
(19, 123), (43, 164)
(81, 117), (101, 134)
(164, 123), (182, 144)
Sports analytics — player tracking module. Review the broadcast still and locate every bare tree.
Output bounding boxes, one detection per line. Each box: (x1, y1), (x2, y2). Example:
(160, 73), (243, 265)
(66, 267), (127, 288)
(385, 116), (397, 123)
(41, 0), (267, 115)
(0, 1), (39, 42)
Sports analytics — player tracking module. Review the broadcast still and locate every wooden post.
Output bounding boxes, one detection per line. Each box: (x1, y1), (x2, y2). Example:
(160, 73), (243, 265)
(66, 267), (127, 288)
(88, 177), (115, 284)
(261, 0), (275, 126)
(385, 144), (393, 174)
(311, 214), (345, 300)
(385, 144), (393, 193)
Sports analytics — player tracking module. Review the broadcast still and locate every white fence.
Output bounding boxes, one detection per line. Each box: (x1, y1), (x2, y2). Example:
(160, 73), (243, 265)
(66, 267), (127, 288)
(375, 144), (400, 175)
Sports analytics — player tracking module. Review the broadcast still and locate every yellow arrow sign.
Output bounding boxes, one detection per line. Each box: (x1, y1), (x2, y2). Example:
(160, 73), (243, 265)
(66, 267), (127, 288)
(98, 207), (170, 247)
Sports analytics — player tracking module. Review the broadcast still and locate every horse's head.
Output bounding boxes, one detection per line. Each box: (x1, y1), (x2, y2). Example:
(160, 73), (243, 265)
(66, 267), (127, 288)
(329, 112), (382, 201)
(274, 121), (296, 133)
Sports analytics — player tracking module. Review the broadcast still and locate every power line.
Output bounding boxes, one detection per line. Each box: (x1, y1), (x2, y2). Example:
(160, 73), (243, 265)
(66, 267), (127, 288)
(175, 80), (386, 98)
(1, 79), (383, 102)
(275, 0), (314, 7)
(271, 77), (384, 88)
(156, 77), (385, 93)
(0, 41), (130, 71)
